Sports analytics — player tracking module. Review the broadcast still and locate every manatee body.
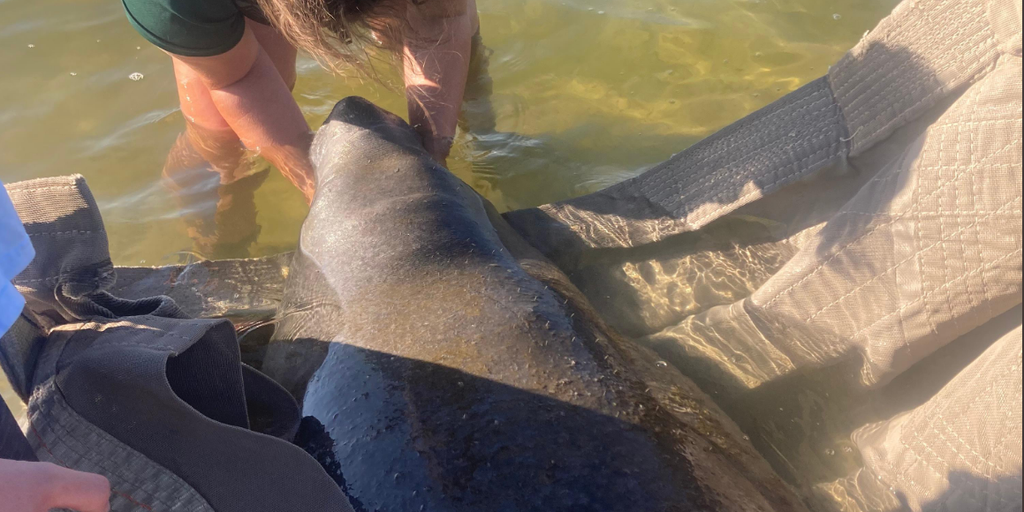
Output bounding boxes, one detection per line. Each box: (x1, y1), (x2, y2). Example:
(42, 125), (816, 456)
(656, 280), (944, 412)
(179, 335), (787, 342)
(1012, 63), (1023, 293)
(262, 97), (807, 512)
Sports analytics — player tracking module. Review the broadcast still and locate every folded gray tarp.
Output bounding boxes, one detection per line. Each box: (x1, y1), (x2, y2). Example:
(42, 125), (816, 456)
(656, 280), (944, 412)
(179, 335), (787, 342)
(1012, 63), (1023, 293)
(4, 0), (1020, 510)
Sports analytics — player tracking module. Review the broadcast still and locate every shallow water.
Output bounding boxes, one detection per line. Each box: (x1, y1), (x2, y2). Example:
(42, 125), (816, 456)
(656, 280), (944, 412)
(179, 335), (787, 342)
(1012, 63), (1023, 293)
(2, 0), (895, 495)
(1, 0), (895, 264)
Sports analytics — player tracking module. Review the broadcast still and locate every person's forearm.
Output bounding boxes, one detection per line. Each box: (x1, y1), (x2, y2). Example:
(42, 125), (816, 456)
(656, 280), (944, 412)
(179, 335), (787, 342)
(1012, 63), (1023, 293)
(403, 1), (477, 164)
(207, 48), (315, 201)
(0, 459), (111, 512)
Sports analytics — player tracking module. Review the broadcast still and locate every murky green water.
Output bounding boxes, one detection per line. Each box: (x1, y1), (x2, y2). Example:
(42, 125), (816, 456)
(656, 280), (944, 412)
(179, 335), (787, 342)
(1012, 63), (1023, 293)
(1, 0), (894, 264)
(2, 0), (896, 495)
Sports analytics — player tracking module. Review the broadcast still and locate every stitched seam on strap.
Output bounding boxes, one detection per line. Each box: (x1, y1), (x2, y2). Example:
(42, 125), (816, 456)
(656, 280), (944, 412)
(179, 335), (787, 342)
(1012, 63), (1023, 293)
(636, 86), (833, 201)
(689, 137), (840, 227)
(843, 20), (995, 128)
(967, 78), (999, 323)
(74, 320), (208, 349)
(832, 0), (952, 99)
(941, 88), (968, 335)
(649, 102), (834, 211)
(856, 35), (999, 151)
(637, 86), (831, 199)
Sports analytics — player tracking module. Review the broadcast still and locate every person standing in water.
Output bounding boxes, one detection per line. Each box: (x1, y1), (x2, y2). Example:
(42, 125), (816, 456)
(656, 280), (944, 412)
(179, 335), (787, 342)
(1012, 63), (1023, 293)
(123, 0), (478, 255)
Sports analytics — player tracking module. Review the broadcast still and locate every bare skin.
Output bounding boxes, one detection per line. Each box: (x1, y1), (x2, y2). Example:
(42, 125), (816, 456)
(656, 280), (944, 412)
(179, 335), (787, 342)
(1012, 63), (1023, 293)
(164, 0), (477, 202)
(162, 20), (300, 258)
(170, 19), (315, 202)
(0, 460), (111, 512)
(160, 1), (477, 256)
(168, 20), (298, 184)
(403, 0), (480, 165)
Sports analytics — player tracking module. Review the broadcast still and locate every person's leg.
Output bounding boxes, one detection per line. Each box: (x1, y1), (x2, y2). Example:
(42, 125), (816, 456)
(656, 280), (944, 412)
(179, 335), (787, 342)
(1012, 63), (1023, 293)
(163, 59), (258, 259)
(170, 58), (247, 179)
(162, 20), (301, 258)
(170, 18), (299, 180)
(461, 0), (494, 134)
(249, 19), (298, 91)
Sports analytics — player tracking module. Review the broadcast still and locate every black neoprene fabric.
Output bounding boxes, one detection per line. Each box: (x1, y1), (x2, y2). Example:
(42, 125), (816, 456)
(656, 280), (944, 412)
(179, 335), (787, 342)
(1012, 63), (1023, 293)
(0, 400), (34, 462)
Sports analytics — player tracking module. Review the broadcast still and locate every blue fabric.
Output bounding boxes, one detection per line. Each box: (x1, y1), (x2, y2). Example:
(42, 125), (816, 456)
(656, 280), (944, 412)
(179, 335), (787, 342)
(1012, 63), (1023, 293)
(0, 183), (34, 338)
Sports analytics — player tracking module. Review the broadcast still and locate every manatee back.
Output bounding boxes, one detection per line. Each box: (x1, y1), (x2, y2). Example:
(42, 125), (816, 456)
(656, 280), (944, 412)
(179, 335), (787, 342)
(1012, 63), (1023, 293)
(266, 97), (808, 512)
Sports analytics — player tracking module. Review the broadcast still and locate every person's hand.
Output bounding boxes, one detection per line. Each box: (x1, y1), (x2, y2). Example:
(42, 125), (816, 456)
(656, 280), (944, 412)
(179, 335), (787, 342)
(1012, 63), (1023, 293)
(0, 459), (111, 512)
(403, 0), (475, 171)
(273, 142), (317, 205)
(422, 134), (454, 168)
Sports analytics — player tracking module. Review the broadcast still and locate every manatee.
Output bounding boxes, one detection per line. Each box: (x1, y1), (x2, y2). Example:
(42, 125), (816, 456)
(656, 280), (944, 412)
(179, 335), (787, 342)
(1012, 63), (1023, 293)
(261, 97), (808, 512)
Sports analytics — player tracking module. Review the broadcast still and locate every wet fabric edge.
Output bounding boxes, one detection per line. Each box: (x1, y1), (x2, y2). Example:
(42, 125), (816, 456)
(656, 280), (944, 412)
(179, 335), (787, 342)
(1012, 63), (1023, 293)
(110, 254), (291, 321)
(4, 171), (289, 321)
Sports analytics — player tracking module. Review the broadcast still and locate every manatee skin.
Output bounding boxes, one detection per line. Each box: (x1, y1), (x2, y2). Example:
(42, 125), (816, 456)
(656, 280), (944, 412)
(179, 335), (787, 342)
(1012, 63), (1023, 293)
(262, 97), (808, 512)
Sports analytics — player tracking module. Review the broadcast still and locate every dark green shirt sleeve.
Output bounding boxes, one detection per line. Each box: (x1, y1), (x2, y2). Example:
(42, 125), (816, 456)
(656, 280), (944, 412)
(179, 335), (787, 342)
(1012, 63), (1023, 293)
(123, 0), (246, 57)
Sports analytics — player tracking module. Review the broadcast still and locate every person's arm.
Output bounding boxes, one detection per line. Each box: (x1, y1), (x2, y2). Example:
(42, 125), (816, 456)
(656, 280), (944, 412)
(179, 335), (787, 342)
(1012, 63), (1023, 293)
(173, 26), (316, 202)
(0, 459), (111, 512)
(402, 0), (478, 166)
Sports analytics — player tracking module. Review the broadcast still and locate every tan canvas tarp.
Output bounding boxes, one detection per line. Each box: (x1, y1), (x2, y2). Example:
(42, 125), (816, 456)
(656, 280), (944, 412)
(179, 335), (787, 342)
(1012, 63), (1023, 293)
(505, 0), (1022, 509)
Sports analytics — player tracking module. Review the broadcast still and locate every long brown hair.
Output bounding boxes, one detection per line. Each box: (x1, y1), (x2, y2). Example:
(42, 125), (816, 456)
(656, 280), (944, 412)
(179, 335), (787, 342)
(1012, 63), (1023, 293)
(255, 0), (406, 74)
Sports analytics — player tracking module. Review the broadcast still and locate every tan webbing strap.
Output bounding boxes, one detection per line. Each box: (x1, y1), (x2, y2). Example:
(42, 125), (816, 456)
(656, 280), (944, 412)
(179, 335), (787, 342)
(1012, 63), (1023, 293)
(506, 75), (849, 254)
(830, 0), (1005, 156)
